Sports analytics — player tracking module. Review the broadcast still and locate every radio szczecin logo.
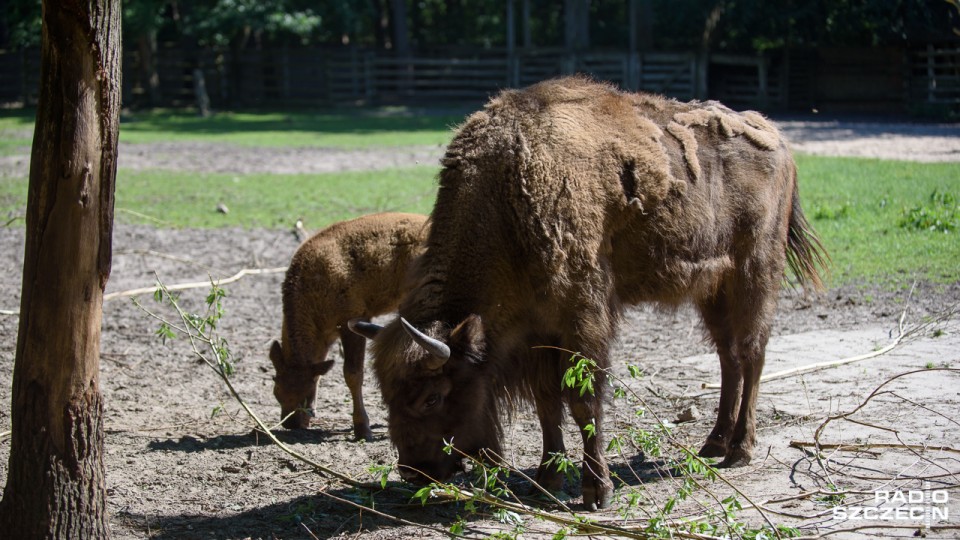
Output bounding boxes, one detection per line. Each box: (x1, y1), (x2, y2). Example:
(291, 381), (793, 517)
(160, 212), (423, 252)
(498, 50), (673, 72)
(833, 489), (950, 523)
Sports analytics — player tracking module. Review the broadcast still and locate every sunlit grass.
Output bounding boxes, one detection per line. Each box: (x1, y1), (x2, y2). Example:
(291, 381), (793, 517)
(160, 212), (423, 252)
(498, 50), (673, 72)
(2, 105), (957, 285)
(117, 108), (464, 148)
(795, 154), (960, 285)
(2, 166), (439, 229)
(121, 166), (439, 229)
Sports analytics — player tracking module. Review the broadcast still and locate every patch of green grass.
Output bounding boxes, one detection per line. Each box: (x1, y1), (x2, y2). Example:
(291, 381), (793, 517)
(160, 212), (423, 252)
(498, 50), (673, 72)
(796, 154), (960, 285)
(118, 108), (465, 148)
(0, 109), (35, 156)
(898, 188), (958, 233)
(3, 127), (958, 286)
(3, 107), (463, 151)
(0, 166), (440, 229)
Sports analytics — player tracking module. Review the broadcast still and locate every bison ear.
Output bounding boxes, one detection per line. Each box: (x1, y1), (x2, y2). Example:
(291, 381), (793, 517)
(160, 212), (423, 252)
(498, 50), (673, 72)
(269, 340), (283, 367)
(449, 314), (485, 360)
(312, 360), (335, 377)
(348, 318), (383, 340)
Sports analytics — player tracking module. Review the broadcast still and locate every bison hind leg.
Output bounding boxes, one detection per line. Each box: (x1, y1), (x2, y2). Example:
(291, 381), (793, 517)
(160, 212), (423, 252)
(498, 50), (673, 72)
(698, 262), (781, 468)
(696, 290), (743, 460)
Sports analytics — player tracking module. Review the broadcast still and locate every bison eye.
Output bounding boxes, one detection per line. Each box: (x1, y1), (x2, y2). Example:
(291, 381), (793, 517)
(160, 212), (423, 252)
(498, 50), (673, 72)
(424, 393), (441, 409)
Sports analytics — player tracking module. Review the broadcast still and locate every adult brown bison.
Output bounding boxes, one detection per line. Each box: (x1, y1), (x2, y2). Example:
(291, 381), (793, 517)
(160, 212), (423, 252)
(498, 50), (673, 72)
(269, 212), (427, 440)
(351, 77), (825, 510)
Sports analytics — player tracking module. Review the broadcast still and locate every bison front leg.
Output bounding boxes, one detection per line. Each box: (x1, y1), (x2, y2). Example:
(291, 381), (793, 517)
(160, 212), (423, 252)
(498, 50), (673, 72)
(698, 349), (743, 459)
(339, 324), (373, 442)
(533, 398), (567, 495)
(569, 397), (613, 510)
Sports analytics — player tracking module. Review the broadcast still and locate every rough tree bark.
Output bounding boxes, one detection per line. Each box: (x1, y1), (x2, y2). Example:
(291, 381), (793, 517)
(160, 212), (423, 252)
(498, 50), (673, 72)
(0, 0), (121, 537)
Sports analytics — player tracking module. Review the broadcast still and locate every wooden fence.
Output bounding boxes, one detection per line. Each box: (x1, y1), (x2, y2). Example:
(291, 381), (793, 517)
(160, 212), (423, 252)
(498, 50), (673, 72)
(910, 43), (960, 112)
(1, 44), (956, 116)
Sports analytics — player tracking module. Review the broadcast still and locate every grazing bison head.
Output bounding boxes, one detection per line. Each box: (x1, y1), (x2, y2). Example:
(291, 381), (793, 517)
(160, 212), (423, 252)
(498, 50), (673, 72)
(269, 340), (334, 429)
(350, 315), (499, 484)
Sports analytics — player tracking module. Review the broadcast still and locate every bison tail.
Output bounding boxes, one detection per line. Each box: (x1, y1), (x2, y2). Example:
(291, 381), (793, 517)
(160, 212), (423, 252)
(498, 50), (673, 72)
(786, 179), (829, 292)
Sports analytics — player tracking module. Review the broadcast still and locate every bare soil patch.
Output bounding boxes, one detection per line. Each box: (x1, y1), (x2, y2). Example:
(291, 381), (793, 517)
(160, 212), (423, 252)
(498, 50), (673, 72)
(1, 119), (959, 539)
(777, 118), (960, 162)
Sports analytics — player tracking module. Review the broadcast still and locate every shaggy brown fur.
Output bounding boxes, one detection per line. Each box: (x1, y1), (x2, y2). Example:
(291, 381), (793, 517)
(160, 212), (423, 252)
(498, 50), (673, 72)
(269, 212), (427, 439)
(355, 77), (826, 510)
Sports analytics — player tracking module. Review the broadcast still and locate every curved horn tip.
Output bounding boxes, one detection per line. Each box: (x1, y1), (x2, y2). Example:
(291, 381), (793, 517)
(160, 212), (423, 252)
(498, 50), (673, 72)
(348, 318), (383, 340)
(400, 317), (451, 362)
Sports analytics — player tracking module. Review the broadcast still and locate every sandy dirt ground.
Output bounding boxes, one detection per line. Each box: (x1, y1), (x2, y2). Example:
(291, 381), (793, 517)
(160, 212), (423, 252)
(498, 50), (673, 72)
(0, 117), (959, 539)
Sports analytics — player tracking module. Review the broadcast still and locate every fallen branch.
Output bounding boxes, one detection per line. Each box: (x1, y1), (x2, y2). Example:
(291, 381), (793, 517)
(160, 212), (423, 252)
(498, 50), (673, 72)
(794, 367), (960, 488)
(789, 440), (960, 456)
(134, 279), (357, 486)
(702, 290), (959, 389)
(794, 523), (960, 539)
(4, 253), (263, 315)
(104, 266), (287, 302)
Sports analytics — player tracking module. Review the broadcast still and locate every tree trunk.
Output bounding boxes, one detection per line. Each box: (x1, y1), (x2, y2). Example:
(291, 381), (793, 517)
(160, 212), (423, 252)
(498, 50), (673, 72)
(137, 32), (162, 106)
(389, 0), (410, 57)
(370, 0), (387, 50)
(564, 0), (590, 52)
(0, 0), (121, 537)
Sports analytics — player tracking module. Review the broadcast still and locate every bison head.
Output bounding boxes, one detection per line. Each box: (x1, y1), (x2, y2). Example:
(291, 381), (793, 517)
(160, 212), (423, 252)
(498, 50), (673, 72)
(269, 340), (334, 429)
(350, 315), (499, 484)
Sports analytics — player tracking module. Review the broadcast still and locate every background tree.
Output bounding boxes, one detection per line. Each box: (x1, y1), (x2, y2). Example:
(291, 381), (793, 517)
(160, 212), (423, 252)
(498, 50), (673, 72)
(124, 0), (167, 106)
(0, 0), (122, 536)
(2, 0), (954, 59)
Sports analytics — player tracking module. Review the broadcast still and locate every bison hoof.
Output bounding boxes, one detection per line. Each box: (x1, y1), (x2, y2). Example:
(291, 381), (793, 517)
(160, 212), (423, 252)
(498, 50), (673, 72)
(534, 466), (565, 494)
(353, 424), (374, 442)
(697, 439), (726, 458)
(527, 486), (570, 507)
(582, 479), (614, 511)
(718, 448), (752, 468)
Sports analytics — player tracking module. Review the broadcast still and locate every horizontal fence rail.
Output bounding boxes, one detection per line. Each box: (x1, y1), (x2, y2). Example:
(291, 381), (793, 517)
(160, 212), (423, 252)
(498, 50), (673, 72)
(911, 44), (960, 108)
(1, 44), (954, 116)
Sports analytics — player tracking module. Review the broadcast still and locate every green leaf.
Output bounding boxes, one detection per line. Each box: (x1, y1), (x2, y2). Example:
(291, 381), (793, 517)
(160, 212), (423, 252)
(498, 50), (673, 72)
(156, 322), (176, 343)
(442, 437), (455, 455)
(449, 517), (465, 535)
(411, 485), (435, 505)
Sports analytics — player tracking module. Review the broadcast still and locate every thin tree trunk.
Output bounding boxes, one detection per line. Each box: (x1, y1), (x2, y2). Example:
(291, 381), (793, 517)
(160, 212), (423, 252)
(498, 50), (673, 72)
(564, 0), (590, 51)
(370, 0), (388, 50)
(697, 1), (725, 99)
(137, 32), (161, 106)
(389, 0), (410, 56)
(0, 0), (121, 537)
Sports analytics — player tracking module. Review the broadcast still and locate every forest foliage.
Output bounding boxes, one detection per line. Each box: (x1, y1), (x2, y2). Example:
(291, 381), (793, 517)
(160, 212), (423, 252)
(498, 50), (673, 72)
(1, 0), (957, 53)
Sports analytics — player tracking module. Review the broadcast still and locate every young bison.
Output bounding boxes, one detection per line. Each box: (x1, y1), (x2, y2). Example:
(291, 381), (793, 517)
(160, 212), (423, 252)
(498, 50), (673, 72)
(269, 212), (427, 440)
(351, 77), (826, 510)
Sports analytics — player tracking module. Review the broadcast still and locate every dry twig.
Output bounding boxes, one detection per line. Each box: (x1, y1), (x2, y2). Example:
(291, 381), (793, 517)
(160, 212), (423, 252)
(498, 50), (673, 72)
(702, 290), (958, 389)
(105, 266), (287, 302)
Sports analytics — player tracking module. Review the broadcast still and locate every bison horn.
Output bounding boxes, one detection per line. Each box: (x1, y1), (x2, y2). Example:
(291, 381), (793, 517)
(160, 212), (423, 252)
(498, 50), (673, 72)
(400, 317), (451, 365)
(348, 319), (383, 340)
